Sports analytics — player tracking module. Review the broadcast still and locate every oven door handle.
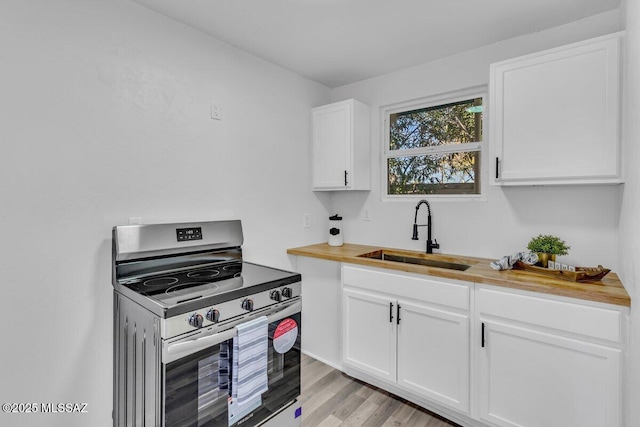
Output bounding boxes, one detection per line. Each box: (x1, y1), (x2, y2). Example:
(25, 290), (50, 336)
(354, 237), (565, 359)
(163, 299), (301, 363)
(164, 327), (236, 363)
(266, 299), (301, 324)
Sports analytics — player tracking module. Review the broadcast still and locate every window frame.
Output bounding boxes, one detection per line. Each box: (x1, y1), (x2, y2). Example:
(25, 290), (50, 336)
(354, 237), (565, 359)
(381, 86), (488, 202)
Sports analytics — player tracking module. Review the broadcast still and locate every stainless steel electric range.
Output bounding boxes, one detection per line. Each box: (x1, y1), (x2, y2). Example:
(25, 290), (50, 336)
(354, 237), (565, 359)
(112, 220), (302, 427)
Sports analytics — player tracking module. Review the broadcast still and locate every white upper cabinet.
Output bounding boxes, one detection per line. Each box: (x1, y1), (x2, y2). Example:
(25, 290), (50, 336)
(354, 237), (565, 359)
(312, 99), (371, 191)
(490, 33), (622, 185)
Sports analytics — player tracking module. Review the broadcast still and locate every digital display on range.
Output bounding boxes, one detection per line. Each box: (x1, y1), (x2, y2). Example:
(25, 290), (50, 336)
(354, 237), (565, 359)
(176, 227), (203, 242)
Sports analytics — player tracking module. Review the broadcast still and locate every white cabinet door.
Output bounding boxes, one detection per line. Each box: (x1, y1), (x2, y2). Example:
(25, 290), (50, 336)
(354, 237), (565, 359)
(397, 299), (469, 413)
(342, 287), (396, 382)
(491, 33), (622, 185)
(312, 99), (370, 191)
(478, 321), (621, 427)
(312, 101), (351, 189)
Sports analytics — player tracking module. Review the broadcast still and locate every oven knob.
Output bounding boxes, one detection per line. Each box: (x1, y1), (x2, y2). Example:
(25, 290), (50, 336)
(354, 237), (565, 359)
(188, 313), (204, 328)
(206, 308), (220, 323)
(241, 298), (254, 312)
(281, 287), (293, 299)
(270, 290), (282, 302)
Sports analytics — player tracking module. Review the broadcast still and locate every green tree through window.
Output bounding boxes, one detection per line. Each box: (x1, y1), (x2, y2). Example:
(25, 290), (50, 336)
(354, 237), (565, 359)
(387, 97), (482, 195)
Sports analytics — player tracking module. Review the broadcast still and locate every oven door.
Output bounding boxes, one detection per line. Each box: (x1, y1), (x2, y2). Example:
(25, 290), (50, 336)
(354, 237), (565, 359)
(162, 299), (302, 427)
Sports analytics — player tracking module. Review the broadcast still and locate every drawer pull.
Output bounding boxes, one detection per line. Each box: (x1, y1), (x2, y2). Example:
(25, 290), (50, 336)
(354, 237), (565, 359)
(389, 302), (393, 323)
(482, 322), (486, 347)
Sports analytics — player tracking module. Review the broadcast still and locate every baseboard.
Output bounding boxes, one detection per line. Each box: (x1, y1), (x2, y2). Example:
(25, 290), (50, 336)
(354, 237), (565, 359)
(301, 350), (343, 372)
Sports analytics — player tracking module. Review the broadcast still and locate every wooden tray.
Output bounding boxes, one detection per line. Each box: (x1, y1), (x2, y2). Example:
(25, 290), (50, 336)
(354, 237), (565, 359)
(512, 261), (611, 283)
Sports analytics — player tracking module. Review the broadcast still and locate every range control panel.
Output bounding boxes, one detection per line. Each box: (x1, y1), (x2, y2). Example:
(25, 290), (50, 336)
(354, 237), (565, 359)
(176, 227), (203, 242)
(162, 282), (302, 339)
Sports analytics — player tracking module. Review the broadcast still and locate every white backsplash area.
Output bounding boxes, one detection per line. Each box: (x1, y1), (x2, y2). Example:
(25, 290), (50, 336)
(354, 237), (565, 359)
(332, 185), (622, 270)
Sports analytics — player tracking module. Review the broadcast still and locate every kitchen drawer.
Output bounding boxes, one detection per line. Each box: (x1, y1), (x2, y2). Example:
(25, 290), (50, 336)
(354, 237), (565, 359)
(477, 286), (623, 344)
(342, 264), (470, 311)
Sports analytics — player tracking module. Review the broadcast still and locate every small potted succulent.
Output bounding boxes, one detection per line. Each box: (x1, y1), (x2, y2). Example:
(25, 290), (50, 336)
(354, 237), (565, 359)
(527, 234), (570, 267)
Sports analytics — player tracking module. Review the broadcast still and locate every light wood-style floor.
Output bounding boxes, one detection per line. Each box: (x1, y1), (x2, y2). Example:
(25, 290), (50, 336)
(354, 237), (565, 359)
(300, 354), (461, 427)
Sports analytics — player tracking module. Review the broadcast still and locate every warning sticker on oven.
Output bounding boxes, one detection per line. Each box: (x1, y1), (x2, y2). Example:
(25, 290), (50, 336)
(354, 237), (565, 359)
(273, 318), (298, 354)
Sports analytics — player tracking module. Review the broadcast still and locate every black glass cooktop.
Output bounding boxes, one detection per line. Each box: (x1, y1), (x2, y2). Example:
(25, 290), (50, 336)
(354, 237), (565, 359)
(122, 262), (243, 297)
(117, 261), (300, 315)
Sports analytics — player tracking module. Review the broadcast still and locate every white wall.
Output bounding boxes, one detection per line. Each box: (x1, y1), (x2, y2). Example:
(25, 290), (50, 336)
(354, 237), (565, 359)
(329, 10), (624, 269)
(0, 1), (330, 426)
(619, 1), (640, 426)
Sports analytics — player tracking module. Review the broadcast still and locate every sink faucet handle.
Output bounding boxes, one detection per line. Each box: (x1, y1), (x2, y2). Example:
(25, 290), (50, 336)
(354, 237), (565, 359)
(432, 239), (440, 250)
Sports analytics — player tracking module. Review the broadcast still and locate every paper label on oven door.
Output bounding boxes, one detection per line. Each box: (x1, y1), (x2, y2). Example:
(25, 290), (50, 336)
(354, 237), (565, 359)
(273, 318), (298, 354)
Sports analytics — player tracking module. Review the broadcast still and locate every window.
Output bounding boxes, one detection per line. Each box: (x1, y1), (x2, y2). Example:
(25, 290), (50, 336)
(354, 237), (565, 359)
(384, 90), (484, 197)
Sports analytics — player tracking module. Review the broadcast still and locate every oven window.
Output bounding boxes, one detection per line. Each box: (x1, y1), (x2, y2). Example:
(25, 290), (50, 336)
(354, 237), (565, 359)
(198, 346), (230, 423)
(165, 343), (231, 427)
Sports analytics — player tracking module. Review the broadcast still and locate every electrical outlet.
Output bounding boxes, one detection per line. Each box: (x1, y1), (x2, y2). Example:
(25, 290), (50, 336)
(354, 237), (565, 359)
(129, 217), (143, 225)
(211, 101), (222, 120)
(303, 214), (311, 229)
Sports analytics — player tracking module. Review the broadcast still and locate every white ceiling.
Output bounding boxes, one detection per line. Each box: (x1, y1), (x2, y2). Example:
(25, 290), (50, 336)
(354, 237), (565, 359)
(131, 0), (621, 88)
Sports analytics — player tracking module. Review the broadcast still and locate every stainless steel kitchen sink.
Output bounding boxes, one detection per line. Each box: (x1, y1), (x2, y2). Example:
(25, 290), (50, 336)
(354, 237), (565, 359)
(358, 250), (472, 271)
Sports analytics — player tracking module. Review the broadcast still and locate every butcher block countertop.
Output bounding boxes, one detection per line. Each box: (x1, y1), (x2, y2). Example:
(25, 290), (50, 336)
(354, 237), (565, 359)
(287, 243), (631, 307)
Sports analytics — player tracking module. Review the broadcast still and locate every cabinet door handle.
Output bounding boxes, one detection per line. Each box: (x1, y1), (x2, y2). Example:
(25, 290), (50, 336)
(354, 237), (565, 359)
(396, 304), (401, 325)
(344, 170), (349, 186)
(389, 302), (393, 323)
(481, 322), (486, 347)
(495, 157), (499, 179)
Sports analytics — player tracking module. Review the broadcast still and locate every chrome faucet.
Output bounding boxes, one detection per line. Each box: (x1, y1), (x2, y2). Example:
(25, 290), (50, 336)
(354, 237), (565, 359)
(412, 199), (440, 254)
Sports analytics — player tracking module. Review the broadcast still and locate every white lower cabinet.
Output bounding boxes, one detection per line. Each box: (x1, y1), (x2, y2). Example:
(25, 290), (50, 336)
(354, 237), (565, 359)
(396, 300), (469, 412)
(342, 265), (470, 414)
(340, 265), (628, 427)
(477, 285), (625, 427)
(343, 287), (397, 382)
(478, 321), (621, 427)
